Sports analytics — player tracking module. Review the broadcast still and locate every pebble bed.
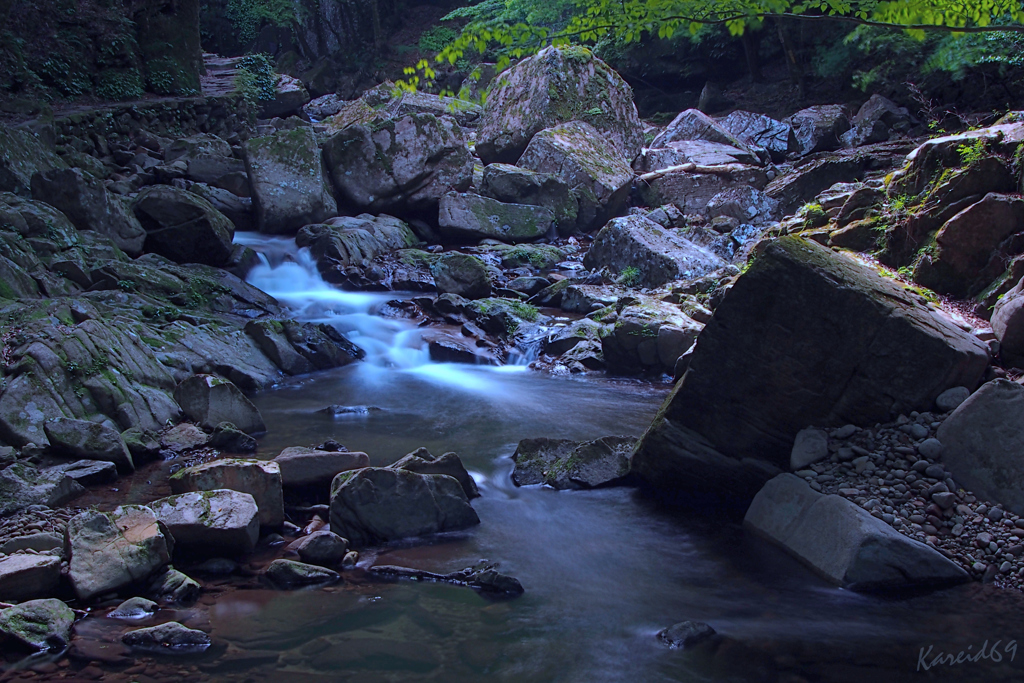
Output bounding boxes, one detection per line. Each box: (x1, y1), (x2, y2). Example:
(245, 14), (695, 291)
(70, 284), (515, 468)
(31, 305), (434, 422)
(796, 406), (1024, 591)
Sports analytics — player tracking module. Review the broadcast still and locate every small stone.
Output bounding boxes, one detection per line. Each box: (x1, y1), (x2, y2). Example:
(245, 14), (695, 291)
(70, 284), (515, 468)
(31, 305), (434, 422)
(341, 551), (359, 569)
(935, 386), (970, 412)
(264, 559), (339, 588)
(917, 438), (943, 459)
(656, 621), (717, 649)
(833, 425), (858, 439)
(932, 492), (956, 509)
(791, 428), (829, 469)
(952, 523), (964, 536)
(1002, 561), (1014, 573)
(911, 460), (930, 473)
(924, 465), (946, 480)
(988, 508), (1005, 522)
(907, 423), (929, 439)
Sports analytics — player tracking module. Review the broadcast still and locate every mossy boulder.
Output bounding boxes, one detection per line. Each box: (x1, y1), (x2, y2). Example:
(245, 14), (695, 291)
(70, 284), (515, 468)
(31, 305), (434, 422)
(438, 192), (555, 243)
(30, 168), (146, 256)
(44, 417), (134, 473)
(0, 463), (84, 516)
(0, 128), (67, 197)
(245, 126), (338, 235)
(173, 375), (265, 435)
(430, 252), (491, 299)
(632, 237), (991, 510)
(295, 213), (418, 275)
(516, 121), (633, 232)
(511, 436), (636, 489)
(480, 163), (578, 235)
(476, 46), (643, 165)
(0, 598), (74, 651)
(322, 113), (473, 219)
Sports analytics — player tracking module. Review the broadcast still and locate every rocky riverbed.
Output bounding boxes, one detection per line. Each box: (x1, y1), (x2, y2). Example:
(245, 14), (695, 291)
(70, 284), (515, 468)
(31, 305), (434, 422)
(3, 37), (1024, 682)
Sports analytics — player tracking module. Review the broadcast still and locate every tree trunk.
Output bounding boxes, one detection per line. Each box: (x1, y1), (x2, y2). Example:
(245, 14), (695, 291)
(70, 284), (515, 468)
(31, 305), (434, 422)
(775, 18), (804, 100)
(741, 29), (763, 82)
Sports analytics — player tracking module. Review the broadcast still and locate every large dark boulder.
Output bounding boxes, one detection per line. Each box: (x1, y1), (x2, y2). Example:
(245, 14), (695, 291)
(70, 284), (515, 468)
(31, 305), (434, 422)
(30, 168), (146, 256)
(476, 46), (643, 165)
(632, 237), (990, 509)
(329, 467), (479, 548)
(132, 185), (235, 266)
(0, 128), (67, 197)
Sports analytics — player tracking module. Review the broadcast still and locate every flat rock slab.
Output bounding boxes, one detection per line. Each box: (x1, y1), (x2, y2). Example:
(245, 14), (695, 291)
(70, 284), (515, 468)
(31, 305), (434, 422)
(265, 559), (339, 587)
(744, 474), (968, 591)
(0, 553), (61, 603)
(438, 192), (554, 243)
(122, 621), (211, 652)
(273, 447), (370, 488)
(150, 489), (260, 556)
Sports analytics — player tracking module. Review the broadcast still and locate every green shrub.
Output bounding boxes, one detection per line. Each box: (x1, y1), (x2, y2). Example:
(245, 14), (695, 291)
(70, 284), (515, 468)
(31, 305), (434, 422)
(234, 53), (278, 112)
(94, 69), (143, 101)
(419, 26), (458, 54)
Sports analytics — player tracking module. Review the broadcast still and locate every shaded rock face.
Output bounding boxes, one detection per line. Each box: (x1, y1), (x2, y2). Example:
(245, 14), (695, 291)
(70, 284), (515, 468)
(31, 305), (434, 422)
(329, 467), (480, 548)
(0, 128), (68, 197)
(0, 464), (84, 516)
(150, 489), (260, 556)
(480, 163), (579, 235)
(992, 277), (1024, 360)
(476, 45), (644, 165)
(170, 459), (284, 528)
(601, 301), (703, 374)
(0, 598), (74, 651)
(718, 111), (795, 162)
(438, 192), (555, 243)
(66, 506), (172, 601)
(131, 185), (235, 267)
(322, 113), (473, 219)
(583, 214), (725, 288)
(636, 140), (759, 170)
(244, 319), (364, 376)
(632, 237), (990, 509)
(173, 375), (265, 435)
(638, 166), (769, 215)
(259, 74), (311, 119)
(511, 436), (636, 489)
(787, 105), (851, 156)
(30, 168), (146, 256)
(43, 417), (134, 473)
(936, 380), (1024, 515)
(245, 126), (337, 234)
(764, 158), (868, 216)
(296, 214), (417, 274)
(149, 567), (200, 603)
(650, 109), (758, 159)
(517, 121), (634, 232)
(744, 474), (968, 590)
(0, 554), (61, 603)
(912, 193), (1024, 298)
(272, 447), (370, 487)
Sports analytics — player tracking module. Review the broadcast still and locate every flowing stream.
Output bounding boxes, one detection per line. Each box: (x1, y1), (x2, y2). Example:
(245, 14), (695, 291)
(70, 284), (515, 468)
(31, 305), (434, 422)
(124, 235), (1024, 682)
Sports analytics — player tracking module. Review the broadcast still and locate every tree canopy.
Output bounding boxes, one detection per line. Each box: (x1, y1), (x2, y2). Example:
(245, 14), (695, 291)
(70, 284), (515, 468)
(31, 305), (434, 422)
(402, 0), (1024, 91)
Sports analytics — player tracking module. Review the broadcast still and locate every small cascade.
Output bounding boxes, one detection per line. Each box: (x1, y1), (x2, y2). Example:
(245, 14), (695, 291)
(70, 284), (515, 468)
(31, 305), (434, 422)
(237, 233), (532, 392)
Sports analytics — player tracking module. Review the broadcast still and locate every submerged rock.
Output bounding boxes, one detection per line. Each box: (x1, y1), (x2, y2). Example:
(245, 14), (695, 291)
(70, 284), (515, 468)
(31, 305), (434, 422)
(656, 621), (717, 649)
(329, 467), (480, 548)
(108, 597), (158, 620)
(511, 436), (636, 489)
(121, 622), (211, 651)
(369, 562), (524, 596)
(148, 567), (201, 604)
(265, 558), (339, 587)
(744, 474), (968, 590)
